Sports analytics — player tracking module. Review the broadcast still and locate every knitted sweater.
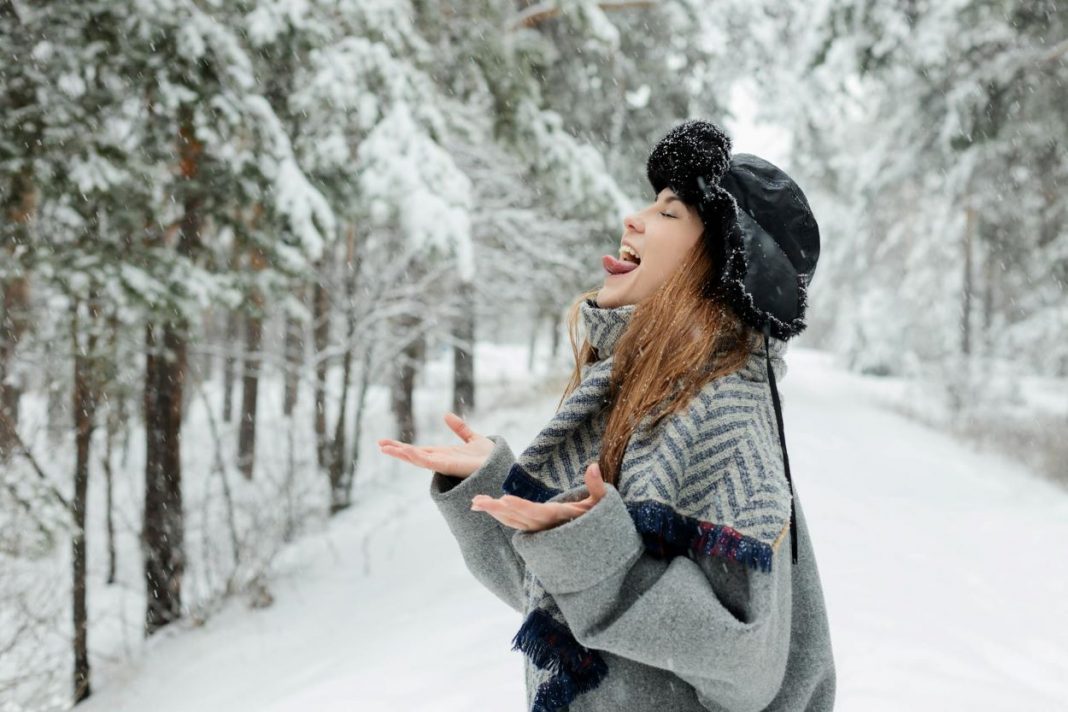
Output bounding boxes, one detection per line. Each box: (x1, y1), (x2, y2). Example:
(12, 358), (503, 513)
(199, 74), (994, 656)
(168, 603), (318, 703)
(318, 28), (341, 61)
(430, 298), (836, 711)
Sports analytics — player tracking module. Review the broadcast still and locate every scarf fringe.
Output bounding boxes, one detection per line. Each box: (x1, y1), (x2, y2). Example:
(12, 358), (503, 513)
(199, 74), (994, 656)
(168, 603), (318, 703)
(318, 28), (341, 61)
(512, 608), (609, 712)
(511, 608), (600, 674)
(531, 663), (609, 712)
(627, 499), (774, 573)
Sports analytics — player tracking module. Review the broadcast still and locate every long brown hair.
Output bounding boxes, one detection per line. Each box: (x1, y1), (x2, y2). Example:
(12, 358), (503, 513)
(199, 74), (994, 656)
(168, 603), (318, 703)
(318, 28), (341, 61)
(560, 238), (755, 487)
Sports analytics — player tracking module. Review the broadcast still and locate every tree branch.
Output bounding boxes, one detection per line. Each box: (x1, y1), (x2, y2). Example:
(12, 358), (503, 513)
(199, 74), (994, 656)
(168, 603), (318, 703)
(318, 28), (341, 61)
(508, 1), (658, 31)
(0, 409), (72, 513)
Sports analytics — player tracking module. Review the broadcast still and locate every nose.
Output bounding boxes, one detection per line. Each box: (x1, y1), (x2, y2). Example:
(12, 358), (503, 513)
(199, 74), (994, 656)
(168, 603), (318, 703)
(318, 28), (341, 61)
(623, 213), (644, 234)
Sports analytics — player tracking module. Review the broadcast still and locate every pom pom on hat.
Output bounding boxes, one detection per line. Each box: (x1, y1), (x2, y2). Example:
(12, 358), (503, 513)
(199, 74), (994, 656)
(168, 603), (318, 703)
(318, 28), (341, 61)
(646, 119), (733, 206)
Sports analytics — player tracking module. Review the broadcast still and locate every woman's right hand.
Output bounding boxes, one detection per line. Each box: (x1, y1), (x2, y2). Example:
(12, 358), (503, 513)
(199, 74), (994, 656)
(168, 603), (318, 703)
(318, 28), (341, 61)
(377, 412), (495, 479)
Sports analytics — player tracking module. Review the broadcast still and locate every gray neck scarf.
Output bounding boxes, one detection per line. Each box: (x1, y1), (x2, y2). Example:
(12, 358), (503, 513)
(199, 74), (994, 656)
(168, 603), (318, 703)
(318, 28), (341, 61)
(503, 297), (790, 712)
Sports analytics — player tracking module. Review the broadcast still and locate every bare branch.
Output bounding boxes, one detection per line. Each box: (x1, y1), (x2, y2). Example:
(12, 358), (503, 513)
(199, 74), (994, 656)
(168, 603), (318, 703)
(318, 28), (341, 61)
(0, 409), (72, 514)
(508, 1), (658, 31)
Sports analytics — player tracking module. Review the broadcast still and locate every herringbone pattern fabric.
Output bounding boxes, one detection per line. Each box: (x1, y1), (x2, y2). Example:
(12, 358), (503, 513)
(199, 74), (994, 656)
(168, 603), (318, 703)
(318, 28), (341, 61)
(505, 297), (793, 712)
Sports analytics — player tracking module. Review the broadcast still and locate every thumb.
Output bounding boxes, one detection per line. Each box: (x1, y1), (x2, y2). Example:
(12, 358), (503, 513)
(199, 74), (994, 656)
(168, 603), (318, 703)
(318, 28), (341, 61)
(585, 461), (606, 501)
(444, 412), (477, 443)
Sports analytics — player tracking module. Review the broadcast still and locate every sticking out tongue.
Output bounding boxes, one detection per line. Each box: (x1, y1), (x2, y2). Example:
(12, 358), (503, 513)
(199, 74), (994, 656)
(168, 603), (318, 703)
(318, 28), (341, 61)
(603, 254), (639, 275)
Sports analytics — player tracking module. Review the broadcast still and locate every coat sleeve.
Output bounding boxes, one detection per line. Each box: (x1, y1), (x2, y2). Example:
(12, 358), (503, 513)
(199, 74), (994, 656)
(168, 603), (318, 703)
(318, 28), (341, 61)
(509, 478), (792, 712)
(429, 434), (528, 614)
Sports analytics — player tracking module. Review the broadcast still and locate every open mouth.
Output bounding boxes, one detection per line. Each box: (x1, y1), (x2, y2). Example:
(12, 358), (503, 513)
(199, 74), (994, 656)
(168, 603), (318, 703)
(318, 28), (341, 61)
(604, 249), (640, 276)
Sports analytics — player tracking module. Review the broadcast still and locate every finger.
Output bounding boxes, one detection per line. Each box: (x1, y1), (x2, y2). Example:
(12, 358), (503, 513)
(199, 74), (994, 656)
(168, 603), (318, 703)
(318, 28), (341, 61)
(378, 444), (413, 463)
(444, 412), (478, 443)
(568, 499), (595, 513)
(380, 443), (455, 472)
(501, 497), (577, 531)
(378, 439), (452, 453)
(553, 503), (589, 521)
(380, 442), (446, 460)
(379, 443), (422, 461)
(477, 497), (544, 531)
(585, 462), (607, 501)
(479, 506), (529, 530)
(517, 502), (585, 530)
(499, 495), (551, 520)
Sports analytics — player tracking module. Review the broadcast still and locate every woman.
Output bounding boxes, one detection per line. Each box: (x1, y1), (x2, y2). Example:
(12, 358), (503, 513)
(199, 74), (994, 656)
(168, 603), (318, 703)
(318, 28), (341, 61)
(378, 120), (836, 712)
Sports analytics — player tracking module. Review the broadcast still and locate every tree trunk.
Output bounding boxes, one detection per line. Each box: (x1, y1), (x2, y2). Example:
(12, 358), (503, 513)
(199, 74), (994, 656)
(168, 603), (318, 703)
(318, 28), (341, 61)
(283, 285), (304, 417)
(981, 229), (996, 358)
(0, 276), (29, 461)
(222, 310), (239, 423)
(104, 409), (116, 586)
(142, 321), (187, 636)
(328, 341), (352, 512)
(948, 204), (977, 416)
(71, 298), (99, 704)
(237, 308), (262, 479)
(104, 311), (120, 586)
(313, 269), (331, 470)
(961, 205), (975, 359)
(452, 281), (475, 417)
(329, 230), (359, 513)
(392, 311), (423, 445)
(344, 351), (373, 507)
(222, 238), (243, 424)
(238, 265), (265, 480)
(1, 108), (37, 461)
(143, 105), (198, 637)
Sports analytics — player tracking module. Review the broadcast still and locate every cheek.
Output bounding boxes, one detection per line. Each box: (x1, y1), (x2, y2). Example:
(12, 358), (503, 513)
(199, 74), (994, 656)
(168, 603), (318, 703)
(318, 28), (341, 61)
(638, 225), (700, 284)
(640, 252), (677, 282)
(652, 233), (700, 274)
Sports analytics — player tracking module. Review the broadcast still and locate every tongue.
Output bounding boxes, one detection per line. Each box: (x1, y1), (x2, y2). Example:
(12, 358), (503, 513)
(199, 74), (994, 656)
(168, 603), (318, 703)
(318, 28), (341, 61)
(603, 254), (639, 275)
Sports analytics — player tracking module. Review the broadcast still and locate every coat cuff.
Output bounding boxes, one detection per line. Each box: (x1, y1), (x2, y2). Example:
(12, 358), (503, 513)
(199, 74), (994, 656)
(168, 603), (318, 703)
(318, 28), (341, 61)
(510, 483), (643, 594)
(429, 435), (516, 536)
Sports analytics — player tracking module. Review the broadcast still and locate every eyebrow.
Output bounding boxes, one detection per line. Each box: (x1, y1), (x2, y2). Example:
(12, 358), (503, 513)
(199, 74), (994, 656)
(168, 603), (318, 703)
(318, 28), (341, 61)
(660, 195), (685, 209)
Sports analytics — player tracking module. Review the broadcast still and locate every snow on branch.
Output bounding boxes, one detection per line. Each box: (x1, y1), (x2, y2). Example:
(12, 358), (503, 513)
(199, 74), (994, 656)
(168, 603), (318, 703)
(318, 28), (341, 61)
(244, 94), (337, 261)
(355, 102), (475, 282)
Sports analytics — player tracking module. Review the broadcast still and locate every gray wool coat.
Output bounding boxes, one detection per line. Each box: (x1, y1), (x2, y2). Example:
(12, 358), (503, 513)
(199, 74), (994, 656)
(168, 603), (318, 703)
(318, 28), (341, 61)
(430, 302), (836, 712)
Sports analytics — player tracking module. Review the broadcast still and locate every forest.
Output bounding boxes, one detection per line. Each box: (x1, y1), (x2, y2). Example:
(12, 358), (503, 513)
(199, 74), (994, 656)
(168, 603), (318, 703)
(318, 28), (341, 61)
(1, 1), (1065, 710)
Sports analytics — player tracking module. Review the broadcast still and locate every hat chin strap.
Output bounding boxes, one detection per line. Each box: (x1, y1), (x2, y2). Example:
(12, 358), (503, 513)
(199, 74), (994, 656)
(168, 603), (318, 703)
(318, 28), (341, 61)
(762, 324), (798, 566)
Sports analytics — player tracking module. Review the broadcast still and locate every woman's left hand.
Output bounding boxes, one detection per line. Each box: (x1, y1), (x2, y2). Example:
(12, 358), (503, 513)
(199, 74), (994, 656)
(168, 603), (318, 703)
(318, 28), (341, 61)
(470, 462), (607, 532)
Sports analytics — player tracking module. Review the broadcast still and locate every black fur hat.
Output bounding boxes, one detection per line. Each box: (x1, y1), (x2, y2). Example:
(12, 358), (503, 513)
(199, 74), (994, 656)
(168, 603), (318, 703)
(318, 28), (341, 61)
(646, 119), (820, 341)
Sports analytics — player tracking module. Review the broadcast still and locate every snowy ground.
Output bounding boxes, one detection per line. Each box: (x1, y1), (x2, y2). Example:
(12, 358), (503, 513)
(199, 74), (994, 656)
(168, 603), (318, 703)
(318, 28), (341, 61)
(73, 344), (1068, 712)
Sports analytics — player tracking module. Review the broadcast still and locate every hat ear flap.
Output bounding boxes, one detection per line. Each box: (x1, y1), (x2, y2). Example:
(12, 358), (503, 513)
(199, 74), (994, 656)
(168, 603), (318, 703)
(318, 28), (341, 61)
(712, 193), (812, 341)
(697, 185), (741, 289)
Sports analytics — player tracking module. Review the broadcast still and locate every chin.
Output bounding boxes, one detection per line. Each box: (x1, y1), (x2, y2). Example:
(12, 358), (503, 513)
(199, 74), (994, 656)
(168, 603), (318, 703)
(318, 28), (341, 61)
(595, 289), (635, 309)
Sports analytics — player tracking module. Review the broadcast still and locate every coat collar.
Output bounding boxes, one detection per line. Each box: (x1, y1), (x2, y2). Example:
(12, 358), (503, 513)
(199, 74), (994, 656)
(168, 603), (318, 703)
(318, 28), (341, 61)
(580, 296), (788, 381)
(580, 297), (636, 358)
(739, 331), (789, 383)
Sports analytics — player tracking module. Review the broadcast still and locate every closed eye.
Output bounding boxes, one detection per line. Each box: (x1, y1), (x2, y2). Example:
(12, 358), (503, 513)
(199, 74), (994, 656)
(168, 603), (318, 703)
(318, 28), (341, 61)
(660, 211), (676, 218)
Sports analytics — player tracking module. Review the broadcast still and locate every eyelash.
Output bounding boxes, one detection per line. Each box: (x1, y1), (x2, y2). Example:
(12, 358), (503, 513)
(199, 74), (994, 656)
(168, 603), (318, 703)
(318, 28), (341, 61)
(660, 211), (675, 218)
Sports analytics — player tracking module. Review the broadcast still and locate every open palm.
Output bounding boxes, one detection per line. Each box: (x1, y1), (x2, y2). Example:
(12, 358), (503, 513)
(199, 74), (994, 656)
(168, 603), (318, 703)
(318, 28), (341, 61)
(377, 412), (494, 479)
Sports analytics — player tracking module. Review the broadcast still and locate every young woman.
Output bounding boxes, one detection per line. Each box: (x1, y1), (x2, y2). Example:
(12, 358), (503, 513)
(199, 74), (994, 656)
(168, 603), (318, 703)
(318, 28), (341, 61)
(378, 120), (836, 712)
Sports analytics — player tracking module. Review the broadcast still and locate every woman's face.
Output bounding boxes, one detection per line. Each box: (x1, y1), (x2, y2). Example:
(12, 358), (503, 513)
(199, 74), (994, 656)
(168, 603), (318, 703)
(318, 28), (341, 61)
(596, 188), (704, 308)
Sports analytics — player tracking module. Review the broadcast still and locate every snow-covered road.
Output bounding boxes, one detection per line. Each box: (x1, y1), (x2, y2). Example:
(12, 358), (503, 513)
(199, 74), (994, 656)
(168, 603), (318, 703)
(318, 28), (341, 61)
(77, 346), (1068, 712)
